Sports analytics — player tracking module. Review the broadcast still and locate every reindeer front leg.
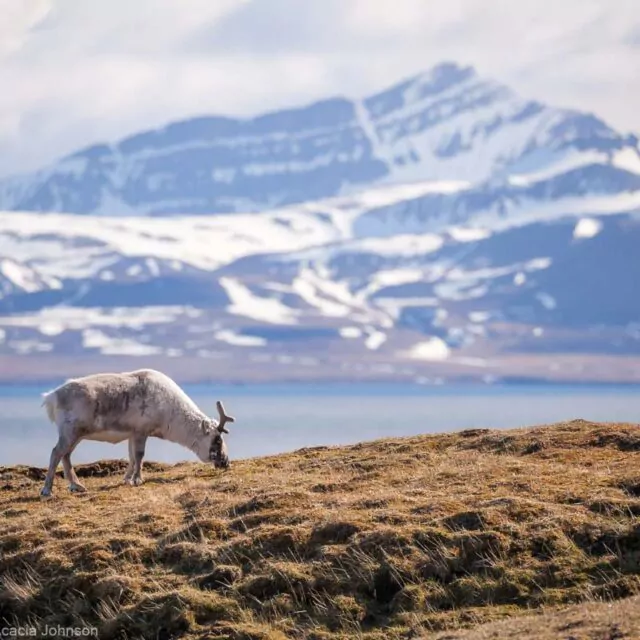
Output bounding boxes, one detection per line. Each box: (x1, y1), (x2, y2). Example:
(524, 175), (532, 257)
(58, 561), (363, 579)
(123, 436), (135, 485)
(129, 433), (147, 486)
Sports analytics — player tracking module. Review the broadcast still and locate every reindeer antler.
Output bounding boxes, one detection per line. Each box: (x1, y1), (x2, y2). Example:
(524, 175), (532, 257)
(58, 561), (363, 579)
(216, 400), (235, 434)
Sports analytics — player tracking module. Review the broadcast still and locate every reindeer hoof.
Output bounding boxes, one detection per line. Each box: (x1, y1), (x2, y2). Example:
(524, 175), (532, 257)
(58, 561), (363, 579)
(40, 488), (53, 498)
(69, 483), (87, 493)
(132, 477), (144, 486)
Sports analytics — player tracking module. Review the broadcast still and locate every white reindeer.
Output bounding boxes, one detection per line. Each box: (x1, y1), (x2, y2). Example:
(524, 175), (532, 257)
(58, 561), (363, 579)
(39, 368), (235, 497)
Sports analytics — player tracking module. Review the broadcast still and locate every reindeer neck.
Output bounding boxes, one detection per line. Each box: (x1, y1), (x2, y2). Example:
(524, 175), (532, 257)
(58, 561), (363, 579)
(163, 405), (211, 457)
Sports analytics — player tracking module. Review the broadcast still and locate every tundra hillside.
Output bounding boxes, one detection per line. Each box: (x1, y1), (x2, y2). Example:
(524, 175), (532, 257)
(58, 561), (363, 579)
(1, 420), (640, 639)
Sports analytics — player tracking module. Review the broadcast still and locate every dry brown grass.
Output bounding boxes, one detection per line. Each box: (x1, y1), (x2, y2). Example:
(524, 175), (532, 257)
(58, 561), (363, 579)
(1, 419), (640, 639)
(431, 594), (640, 639)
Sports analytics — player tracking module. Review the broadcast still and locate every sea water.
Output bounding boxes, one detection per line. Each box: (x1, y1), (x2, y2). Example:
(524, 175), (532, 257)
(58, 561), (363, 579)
(0, 383), (638, 467)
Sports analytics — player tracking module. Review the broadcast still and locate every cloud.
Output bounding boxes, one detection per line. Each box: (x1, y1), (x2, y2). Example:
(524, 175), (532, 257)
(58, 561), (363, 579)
(0, 0), (638, 176)
(0, 0), (51, 60)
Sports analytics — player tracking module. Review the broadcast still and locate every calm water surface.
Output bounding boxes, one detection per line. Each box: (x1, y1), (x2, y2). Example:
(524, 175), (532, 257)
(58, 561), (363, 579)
(0, 384), (638, 467)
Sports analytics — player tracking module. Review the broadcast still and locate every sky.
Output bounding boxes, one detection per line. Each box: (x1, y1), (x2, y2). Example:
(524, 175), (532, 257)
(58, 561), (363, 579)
(0, 0), (638, 176)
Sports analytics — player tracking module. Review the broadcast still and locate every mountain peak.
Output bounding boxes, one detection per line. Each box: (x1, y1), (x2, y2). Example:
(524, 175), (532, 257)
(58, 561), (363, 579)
(0, 61), (634, 216)
(364, 62), (478, 119)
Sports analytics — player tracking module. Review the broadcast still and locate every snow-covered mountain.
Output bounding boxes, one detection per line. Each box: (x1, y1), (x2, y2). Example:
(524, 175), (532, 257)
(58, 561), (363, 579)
(1, 177), (639, 382)
(1, 62), (639, 216)
(0, 62), (639, 383)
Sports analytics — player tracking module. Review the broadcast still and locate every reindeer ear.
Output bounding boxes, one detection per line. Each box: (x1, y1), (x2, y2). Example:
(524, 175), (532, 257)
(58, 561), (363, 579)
(201, 419), (211, 434)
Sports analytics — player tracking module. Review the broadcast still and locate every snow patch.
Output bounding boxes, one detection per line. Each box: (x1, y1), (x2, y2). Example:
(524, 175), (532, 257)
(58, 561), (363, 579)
(0, 306), (200, 331)
(612, 148), (640, 175)
(405, 337), (451, 361)
(357, 267), (425, 302)
(468, 311), (490, 323)
(527, 257), (552, 270)
(82, 329), (162, 356)
(340, 177), (470, 204)
(536, 292), (557, 310)
(339, 326), (362, 338)
(448, 227), (491, 242)
(39, 322), (64, 336)
(0, 259), (57, 292)
(507, 150), (606, 186)
(347, 234), (443, 257)
(365, 329), (386, 350)
(0, 207), (344, 277)
(145, 258), (160, 277)
(214, 330), (266, 347)
(573, 218), (603, 239)
(292, 269), (353, 317)
(219, 277), (297, 325)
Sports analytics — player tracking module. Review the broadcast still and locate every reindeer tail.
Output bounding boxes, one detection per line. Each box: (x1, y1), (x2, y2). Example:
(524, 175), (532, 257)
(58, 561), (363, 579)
(41, 389), (59, 424)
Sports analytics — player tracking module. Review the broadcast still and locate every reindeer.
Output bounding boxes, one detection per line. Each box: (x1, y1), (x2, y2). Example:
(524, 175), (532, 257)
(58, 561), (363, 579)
(39, 368), (235, 497)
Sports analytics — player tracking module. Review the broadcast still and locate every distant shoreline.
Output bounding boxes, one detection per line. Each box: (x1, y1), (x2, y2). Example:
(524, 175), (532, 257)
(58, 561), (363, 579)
(1, 379), (639, 395)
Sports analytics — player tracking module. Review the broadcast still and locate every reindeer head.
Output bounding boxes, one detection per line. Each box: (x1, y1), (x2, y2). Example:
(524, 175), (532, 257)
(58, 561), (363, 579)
(206, 400), (235, 469)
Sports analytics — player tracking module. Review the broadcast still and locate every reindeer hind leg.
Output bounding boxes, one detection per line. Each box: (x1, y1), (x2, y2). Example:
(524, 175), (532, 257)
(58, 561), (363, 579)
(62, 440), (86, 493)
(41, 417), (83, 498)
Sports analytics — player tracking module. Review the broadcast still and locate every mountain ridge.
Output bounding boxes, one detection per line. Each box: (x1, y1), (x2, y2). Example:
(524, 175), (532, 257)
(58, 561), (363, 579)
(1, 62), (638, 216)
